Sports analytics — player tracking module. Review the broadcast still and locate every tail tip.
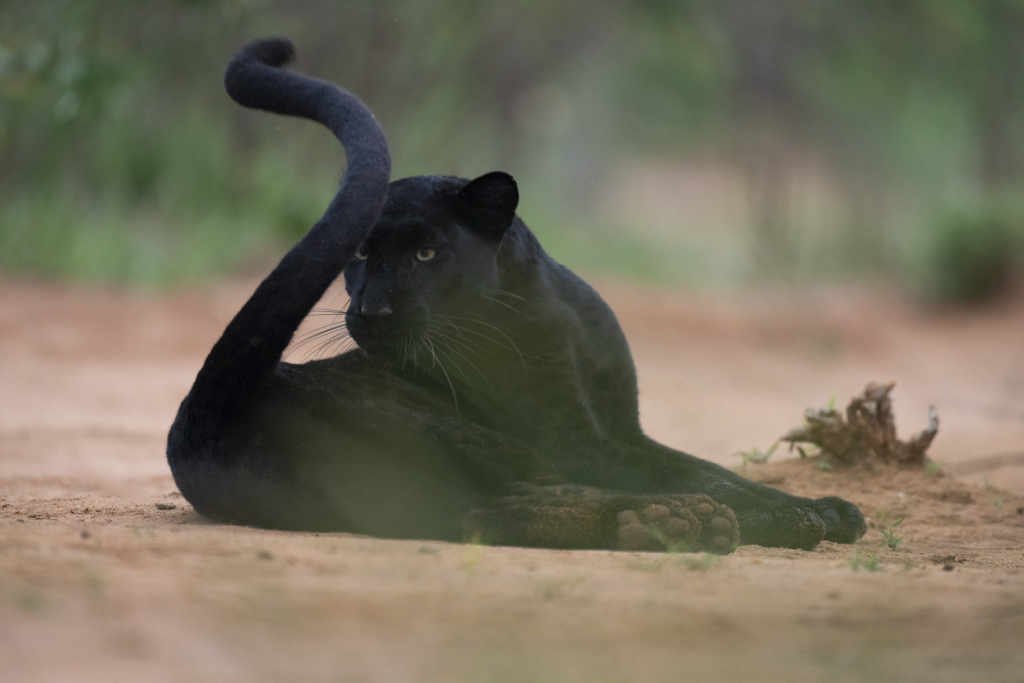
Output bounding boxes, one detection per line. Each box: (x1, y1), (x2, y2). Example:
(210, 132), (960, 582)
(240, 37), (296, 67)
(224, 37), (297, 105)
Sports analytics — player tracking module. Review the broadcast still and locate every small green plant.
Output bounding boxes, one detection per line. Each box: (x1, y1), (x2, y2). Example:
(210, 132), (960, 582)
(12, 588), (50, 614)
(638, 554), (672, 572)
(538, 580), (563, 600)
(827, 393), (838, 411)
(736, 440), (779, 468)
(128, 524), (154, 539)
(77, 564), (106, 603)
(679, 553), (720, 572)
(817, 461), (833, 471)
(461, 535), (484, 575)
(638, 549), (719, 572)
(925, 460), (944, 475)
(636, 527), (699, 571)
(795, 444), (821, 459)
(637, 537), (684, 571)
(992, 496), (1004, 509)
(645, 525), (695, 554)
(849, 551), (881, 572)
(536, 576), (586, 600)
(876, 513), (905, 550)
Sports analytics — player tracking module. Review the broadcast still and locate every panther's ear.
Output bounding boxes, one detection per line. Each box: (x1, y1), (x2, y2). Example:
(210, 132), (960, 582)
(457, 172), (519, 241)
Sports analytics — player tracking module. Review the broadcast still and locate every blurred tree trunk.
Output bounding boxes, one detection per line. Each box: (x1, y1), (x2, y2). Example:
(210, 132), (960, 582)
(977, 3), (1023, 189)
(728, 0), (802, 276)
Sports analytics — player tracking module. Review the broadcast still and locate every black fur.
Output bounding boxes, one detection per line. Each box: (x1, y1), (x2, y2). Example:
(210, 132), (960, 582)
(166, 38), (866, 550)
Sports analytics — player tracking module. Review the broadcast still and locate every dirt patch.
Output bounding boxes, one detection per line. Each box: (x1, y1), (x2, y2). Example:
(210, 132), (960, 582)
(2, 277), (1023, 683)
(740, 458), (1024, 569)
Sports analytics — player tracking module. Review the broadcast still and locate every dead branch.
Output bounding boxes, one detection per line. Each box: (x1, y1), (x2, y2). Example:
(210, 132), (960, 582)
(781, 382), (939, 467)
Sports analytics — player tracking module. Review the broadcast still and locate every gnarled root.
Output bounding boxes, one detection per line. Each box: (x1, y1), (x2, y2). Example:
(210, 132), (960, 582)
(781, 382), (939, 467)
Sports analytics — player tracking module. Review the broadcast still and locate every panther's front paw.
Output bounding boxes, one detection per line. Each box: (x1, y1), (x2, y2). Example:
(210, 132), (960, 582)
(734, 494), (866, 549)
(814, 496), (867, 543)
(616, 495), (738, 554)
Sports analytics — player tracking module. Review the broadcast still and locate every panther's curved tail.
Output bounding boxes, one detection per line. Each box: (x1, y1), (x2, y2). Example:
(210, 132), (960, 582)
(168, 38), (390, 455)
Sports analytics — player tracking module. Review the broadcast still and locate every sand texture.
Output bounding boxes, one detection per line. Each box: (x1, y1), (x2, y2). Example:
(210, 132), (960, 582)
(2, 278), (1023, 683)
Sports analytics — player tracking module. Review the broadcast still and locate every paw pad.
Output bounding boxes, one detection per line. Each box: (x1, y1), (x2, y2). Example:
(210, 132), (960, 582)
(616, 503), (700, 552)
(688, 496), (740, 554)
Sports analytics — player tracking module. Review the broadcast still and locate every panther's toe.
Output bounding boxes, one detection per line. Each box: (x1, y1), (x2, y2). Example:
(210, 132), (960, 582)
(737, 505), (827, 550)
(615, 496), (738, 554)
(686, 495), (739, 554)
(815, 496), (867, 544)
(616, 503), (701, 552)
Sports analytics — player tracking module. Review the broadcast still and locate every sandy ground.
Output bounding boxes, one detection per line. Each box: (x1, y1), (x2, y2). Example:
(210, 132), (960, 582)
(1, 276), (1023, 683)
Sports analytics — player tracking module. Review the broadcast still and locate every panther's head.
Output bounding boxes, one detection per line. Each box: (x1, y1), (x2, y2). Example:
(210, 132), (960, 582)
(342, 172), (519, 356)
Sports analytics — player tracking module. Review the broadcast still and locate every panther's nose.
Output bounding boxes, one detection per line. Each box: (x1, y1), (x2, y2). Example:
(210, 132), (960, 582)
(360, 303), (393, 320)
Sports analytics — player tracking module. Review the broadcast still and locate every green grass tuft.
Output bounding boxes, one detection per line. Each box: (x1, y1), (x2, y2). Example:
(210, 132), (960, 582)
(736, 440), (780, 468)
(875, 512), (905, 551)
(849, 551), (880, 572)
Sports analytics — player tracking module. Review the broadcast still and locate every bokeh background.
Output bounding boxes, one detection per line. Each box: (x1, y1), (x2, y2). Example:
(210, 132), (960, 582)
(2, 0), (1024, 300)
(4, 6), (1024, 682)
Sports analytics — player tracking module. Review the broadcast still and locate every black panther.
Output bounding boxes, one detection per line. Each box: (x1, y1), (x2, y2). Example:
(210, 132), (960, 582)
(166, 38), (866, 553)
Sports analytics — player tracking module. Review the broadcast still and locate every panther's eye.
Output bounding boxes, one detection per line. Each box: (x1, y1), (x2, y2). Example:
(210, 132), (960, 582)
(416, 248), (436, 262)
(354, 245), (368, 261)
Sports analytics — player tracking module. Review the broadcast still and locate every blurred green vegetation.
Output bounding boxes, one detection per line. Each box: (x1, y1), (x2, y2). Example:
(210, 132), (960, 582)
(1, 0), (1023, 297)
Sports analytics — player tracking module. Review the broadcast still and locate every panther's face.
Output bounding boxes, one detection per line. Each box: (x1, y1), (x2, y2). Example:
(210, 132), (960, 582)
(342, 173), (518, 357)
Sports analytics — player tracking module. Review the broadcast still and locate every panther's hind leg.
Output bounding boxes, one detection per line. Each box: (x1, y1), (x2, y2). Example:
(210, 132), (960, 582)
(463, 484), (739, 554)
